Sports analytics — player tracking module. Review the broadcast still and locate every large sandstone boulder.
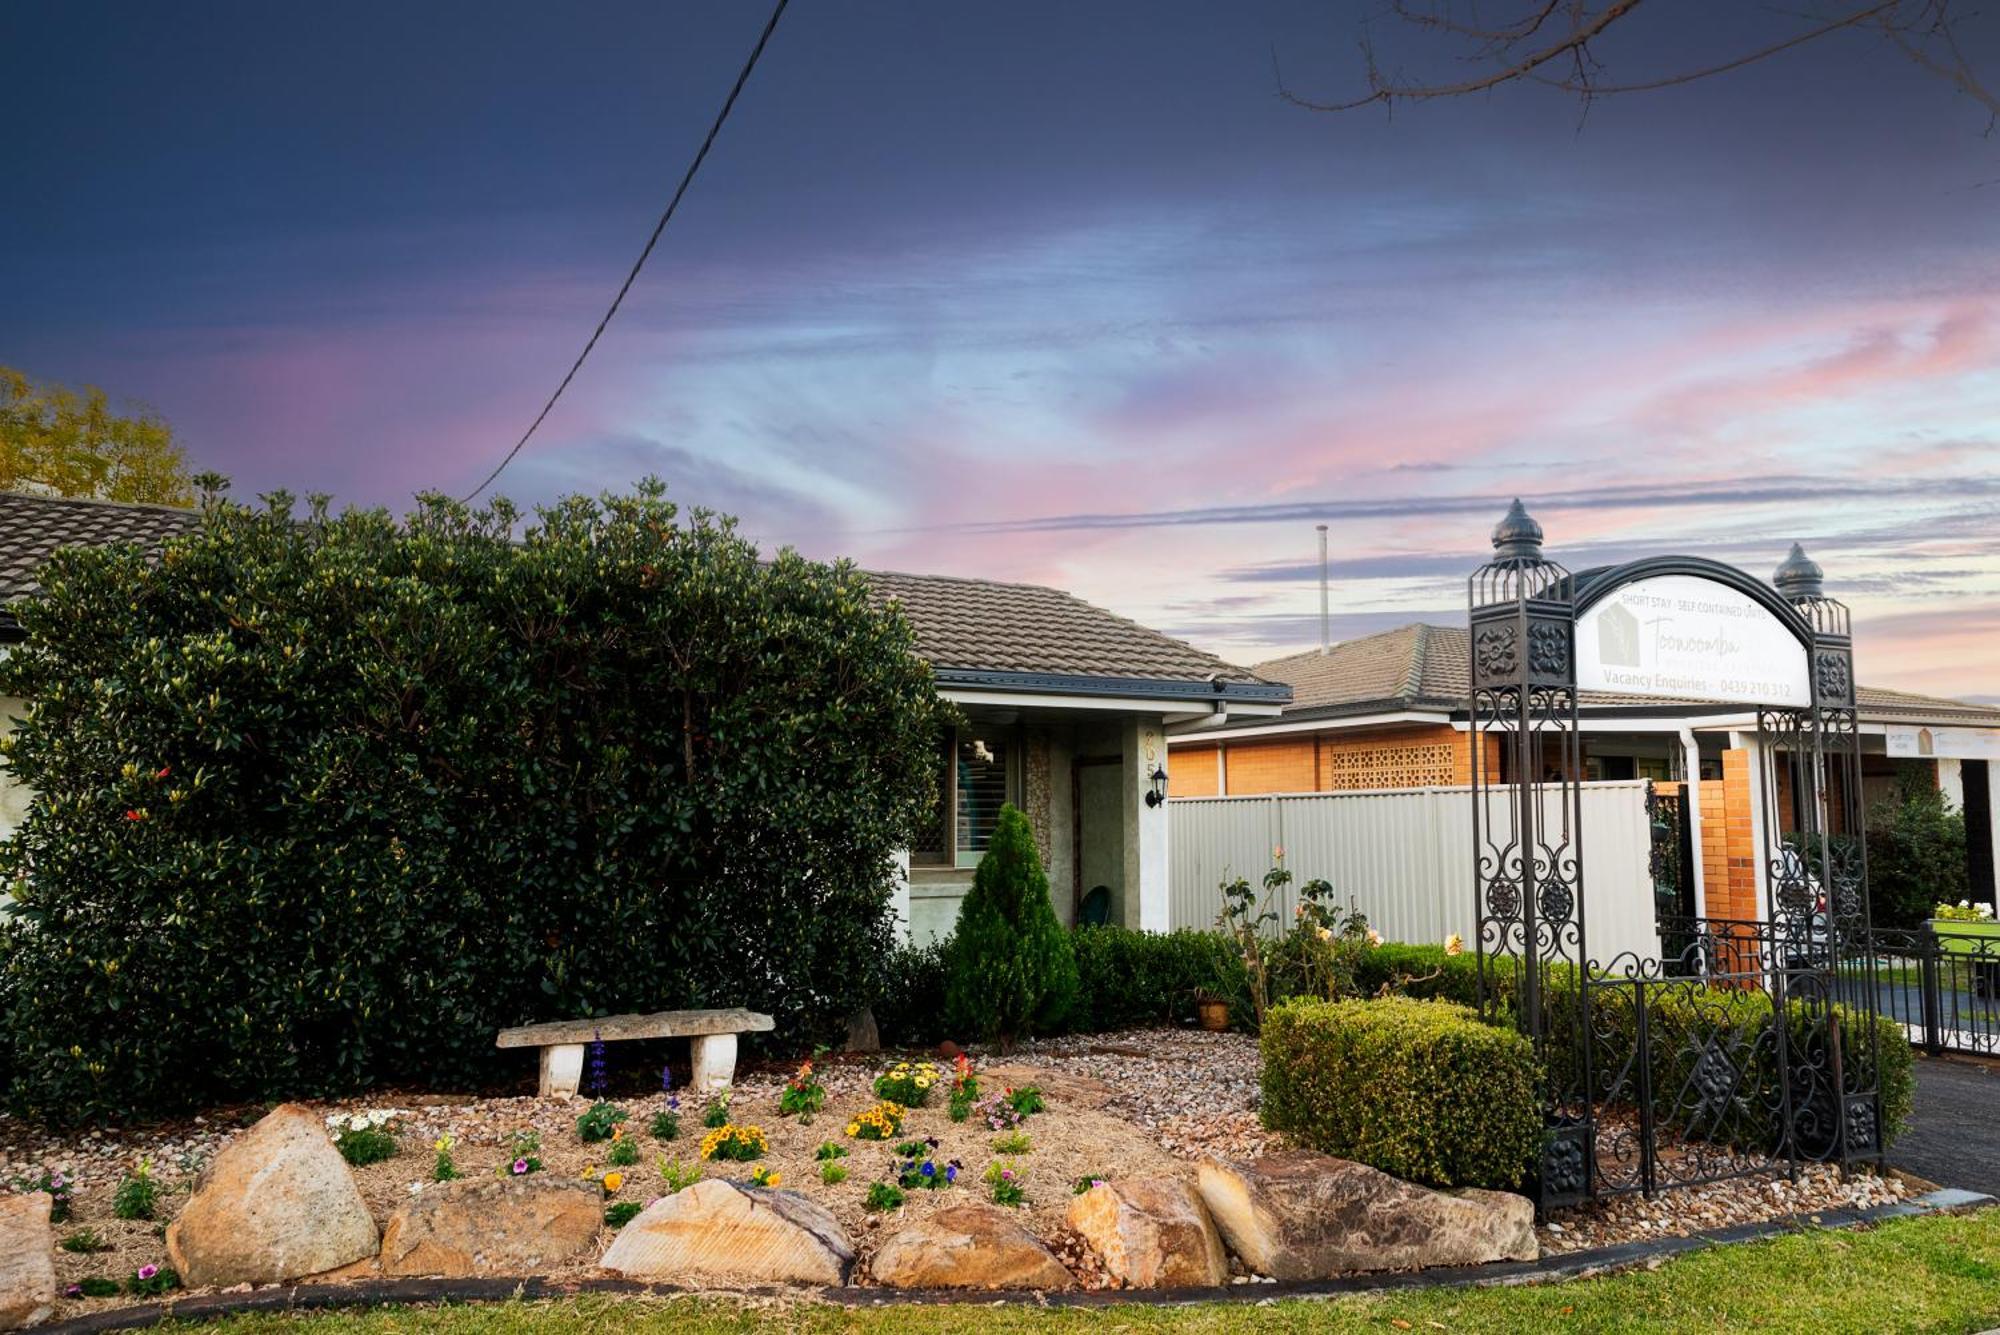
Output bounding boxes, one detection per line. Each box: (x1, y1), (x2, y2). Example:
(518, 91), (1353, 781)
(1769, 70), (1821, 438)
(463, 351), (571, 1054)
(980, 1064), (1118, 1112)
(1065, 1177), (1227, 1289)
(1196, 1151), (1537, 1279)
(0, 1191), (56, 1331)
(165, 1103), (379, 1286)
(598, 1179), (853, 1286)
(870, 1204), (1074, 1290)
(380, 1176), (604, 1277)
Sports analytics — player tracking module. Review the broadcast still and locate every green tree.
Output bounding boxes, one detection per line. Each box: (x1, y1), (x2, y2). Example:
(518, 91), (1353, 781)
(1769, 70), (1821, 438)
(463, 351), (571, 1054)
(0, 366), (193, 505)
(1867, 773), (1969, 929)
(942, 804), (1079, 1047)
(0, 481), (942, 1126)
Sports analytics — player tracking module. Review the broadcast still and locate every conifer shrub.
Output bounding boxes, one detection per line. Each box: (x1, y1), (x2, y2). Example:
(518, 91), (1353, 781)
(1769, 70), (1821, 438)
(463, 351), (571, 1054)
(942, 804), (1078, 1045)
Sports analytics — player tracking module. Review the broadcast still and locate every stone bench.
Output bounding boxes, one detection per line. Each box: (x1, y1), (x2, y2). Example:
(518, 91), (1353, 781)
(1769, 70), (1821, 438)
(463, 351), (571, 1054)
(495, 1007), (774, 1098)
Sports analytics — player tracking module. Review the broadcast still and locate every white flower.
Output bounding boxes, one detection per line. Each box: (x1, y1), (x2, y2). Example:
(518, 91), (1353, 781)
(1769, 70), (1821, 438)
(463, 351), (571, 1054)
(347, 1114), (370, 1133)
(1366, 929), (1383, 947)
(407, 1181), (424, 1195)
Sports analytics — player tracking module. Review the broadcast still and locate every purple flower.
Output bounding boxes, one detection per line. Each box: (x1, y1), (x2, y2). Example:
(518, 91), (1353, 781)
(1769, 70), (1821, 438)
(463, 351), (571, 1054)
(944, 1164), (958, 1183)
(65, 1285), (82, 1299)
(1001, 1169), (1014, 1180)
(137, 1265), (159, 1281)
(661, 1064), (674, 1094)
(921, 1162), (936, 1178)
(512, 1158), (529, 1175)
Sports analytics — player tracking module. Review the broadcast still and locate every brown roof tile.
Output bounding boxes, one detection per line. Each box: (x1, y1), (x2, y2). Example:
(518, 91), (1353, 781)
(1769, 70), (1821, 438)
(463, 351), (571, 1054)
(1256, 623), (2000, 725)
(0, 491), (199, 606)
(862, 569), (1274, 687)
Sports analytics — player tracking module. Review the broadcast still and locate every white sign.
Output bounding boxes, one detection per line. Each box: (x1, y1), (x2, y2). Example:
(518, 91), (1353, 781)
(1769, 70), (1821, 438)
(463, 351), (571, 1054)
(1576, 573), (1810, 707)
(1887, 726), (2000, 760)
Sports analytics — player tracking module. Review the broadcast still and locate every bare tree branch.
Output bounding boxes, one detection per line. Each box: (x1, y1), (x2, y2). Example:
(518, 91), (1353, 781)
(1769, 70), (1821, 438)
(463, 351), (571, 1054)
(1277, 0), (1996, 131)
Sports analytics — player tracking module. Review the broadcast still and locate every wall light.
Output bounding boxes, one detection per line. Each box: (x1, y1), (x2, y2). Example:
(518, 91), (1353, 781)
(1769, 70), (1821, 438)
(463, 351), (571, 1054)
(1144, 765), (1169, 807)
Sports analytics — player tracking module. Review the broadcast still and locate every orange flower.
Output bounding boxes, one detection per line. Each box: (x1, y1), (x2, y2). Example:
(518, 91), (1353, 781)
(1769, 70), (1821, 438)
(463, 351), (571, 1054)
(124, 809), (145, 822)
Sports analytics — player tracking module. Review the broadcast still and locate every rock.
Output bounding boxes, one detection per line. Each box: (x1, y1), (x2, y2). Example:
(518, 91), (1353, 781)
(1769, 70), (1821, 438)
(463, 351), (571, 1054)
(980, 1063), (1118, 1112)
(870, 1204), (1074, 1290)
(598, 1179), (853, 1286)
(165, 1103), (379, 1287)
(1196, 1152), (1537, 1279)
(0, 1192), (57, 1331)
(379, 1177), (604, 1277)
(1065, 1177), (1227, 1289)
(844, 1007), (881, 1054)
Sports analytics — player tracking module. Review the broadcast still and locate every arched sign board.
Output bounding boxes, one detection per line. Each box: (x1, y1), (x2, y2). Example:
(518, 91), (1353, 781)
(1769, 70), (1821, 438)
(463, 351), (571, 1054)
(1575, 570), (1813, 708)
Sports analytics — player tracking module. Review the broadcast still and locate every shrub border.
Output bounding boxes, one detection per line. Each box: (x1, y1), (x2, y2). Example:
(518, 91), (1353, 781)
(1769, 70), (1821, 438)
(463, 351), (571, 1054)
(34, 1189), (1992, 1332)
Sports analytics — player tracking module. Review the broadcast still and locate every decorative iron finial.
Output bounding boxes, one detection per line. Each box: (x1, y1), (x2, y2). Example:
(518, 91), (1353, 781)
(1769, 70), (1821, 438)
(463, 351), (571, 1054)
(1491, 498), (1544, 561)
(1773, 542), (1824, 601)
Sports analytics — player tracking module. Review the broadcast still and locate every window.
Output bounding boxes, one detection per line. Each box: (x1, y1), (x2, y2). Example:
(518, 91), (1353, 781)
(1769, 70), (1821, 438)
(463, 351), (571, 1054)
(912, 725), (1018, 868)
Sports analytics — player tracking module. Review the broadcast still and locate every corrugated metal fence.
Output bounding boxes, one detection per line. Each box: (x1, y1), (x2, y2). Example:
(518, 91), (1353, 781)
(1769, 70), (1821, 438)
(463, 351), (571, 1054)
(1170, 780), (1661, 965)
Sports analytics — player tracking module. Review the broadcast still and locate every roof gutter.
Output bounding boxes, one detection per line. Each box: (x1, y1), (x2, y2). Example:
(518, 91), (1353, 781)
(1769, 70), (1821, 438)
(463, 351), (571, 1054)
(929, 666), (1291, 705)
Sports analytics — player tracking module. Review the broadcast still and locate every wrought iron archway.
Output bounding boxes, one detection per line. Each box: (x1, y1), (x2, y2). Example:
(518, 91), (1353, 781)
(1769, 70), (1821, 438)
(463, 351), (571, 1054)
(1467, 502), (1883, 1211)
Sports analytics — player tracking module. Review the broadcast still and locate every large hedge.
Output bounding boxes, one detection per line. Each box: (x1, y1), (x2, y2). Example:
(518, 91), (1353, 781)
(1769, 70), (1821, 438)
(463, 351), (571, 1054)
(1261, 995), (1544, 1190)
(0, 483), (943, 1125)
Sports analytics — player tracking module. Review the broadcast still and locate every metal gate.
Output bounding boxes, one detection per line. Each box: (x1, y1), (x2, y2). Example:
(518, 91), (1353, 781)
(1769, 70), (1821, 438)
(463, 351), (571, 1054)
(1468, 503), (1882, 1211)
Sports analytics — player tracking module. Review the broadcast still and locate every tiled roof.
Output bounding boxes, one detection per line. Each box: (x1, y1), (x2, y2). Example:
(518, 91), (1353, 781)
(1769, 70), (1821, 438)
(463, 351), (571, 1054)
(0, 491), (199, 609)
(1255, 623), (2000, 726)
(862, 569), (1273, 687)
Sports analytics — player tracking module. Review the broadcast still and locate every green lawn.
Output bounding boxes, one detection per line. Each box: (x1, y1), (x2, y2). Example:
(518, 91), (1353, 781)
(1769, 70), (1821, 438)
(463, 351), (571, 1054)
(174, 1207), (2000, 1335)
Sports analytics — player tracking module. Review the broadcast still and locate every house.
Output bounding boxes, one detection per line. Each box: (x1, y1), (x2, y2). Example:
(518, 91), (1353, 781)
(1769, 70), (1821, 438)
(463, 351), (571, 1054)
(0, 491), (1291, 943)
(1168, 618), (2000, 918)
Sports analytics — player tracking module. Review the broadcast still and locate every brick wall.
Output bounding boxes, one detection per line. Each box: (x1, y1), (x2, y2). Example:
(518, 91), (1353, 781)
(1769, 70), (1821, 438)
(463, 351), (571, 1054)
(1172, 724), (1495, 797)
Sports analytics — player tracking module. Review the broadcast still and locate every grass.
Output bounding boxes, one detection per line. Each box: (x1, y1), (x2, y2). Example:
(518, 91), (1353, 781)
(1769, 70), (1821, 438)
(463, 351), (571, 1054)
(162, 1207), (2000, 1335)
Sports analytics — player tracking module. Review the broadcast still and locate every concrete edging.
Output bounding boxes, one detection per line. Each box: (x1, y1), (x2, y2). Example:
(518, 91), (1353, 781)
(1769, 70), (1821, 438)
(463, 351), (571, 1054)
(38, 1188), (1997, 1333)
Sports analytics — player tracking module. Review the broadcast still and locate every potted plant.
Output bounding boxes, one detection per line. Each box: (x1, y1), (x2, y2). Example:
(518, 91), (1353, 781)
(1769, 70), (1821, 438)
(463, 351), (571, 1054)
(1193, 987), (1231, 1033)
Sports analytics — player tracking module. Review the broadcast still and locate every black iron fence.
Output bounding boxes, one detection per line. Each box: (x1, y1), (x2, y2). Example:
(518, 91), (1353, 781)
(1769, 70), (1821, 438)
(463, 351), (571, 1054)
(1861, 925), (2000, 1058)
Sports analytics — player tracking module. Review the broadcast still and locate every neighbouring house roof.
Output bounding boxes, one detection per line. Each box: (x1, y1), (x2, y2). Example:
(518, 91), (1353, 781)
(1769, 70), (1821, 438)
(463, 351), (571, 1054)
(1251, 623), (2000, 727)
(0, 493), (1289, 705)
(863, 569), (1289, 703)
(0, 491), (200, 632)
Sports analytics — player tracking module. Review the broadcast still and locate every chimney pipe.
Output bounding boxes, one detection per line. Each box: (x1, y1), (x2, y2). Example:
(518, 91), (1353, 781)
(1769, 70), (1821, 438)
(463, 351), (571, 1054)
(1317, 524), (1330, 655)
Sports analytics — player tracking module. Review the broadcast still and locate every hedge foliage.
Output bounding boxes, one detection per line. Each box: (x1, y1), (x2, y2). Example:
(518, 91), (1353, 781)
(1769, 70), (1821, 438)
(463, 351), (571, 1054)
(1069, 925), (1244, 1032)
(942, 805), (1079, 1043)
(1260, 995), (1543, 1190)
(0, 484), (943, 1125)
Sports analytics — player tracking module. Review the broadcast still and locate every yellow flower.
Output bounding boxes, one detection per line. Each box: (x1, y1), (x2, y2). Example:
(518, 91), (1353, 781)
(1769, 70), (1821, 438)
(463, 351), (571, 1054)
(845, 1123), (860, 1137)
(603, 1171), (623, 1193)
(764, 1173), (781, 1186)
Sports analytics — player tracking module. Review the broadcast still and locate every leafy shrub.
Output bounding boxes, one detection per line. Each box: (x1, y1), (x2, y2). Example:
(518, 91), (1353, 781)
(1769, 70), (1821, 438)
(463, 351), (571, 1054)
(1261, 996), (1542, 1190)
(872, 937), (950, 1048)
(813, 1141), (848, 1161)
(985, 1160), (1026, 1206)
(702, 1096), (731, 1130)
(864, 1181), (904, 1212)
(656, 1155), (703, 1193)
(576, 1101), (627, 1144)
(942, 805), (1079, 1044)
(0, 485), (943, 1126)
(991, 1131), (1031, 1154)
(779, 1060), (826, 1118)
(60, 1228), (108, 1254)
(607, 1133), (639, 1167)
(125, 1265), (179, 1298)
(1867, 775), (1970, 929)
(1067, 926), (1245, 1032)
(1005, 1085), (1044, 1116)
(649, 1109), (681, 1142)
(819, 1161), (848, 1185)
(333, 1126), (398, 1167)
(78, 1277), (120, 1299)
(605, 1201), (644, 1228)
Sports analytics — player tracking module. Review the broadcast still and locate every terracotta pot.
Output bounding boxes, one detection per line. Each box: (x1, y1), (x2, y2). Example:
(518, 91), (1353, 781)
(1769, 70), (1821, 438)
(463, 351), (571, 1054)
(1197, 999), (1230, 1033)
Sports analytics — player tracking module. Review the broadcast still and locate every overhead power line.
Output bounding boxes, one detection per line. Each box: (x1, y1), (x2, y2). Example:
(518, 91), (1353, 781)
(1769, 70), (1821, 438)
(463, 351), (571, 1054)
(460, 0), (790, 503)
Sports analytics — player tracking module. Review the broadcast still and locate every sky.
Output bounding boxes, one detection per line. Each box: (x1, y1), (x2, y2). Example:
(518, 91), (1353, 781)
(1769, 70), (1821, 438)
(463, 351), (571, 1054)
(4, 2), (1998, 699)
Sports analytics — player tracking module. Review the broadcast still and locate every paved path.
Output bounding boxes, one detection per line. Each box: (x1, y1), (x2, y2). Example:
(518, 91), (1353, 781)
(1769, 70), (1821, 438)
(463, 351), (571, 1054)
(1891, 1053), (2000, 1197)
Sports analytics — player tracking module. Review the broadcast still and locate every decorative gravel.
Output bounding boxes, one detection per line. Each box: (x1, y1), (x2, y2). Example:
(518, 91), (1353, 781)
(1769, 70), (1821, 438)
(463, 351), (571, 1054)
(1, 1025), (1922, 1310)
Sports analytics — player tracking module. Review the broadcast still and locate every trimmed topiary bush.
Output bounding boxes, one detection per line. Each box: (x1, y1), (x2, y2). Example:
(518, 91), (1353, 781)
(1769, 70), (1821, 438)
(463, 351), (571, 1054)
(873, 935), (951, 1048)
(1260, 995), (1542, 1190)
(942, 804), (1079, 1045)
(0, 483), (943, 1127)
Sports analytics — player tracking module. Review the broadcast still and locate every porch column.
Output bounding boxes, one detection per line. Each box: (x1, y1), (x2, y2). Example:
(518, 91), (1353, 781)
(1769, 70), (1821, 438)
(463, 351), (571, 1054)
(1938, 757), (1965, 811)
(1729, 730), (1773, 922)
(1679, 729), (1709, 919)
(1125, 718), (1171, 932)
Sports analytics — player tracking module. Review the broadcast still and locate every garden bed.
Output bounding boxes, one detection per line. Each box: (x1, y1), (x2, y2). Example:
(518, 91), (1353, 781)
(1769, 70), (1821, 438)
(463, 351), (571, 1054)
(3, 1027), (1918, 1320)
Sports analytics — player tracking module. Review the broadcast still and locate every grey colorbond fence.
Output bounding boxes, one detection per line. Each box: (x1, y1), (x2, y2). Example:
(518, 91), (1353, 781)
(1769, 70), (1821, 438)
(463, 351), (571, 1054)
(1170, 780), (1660, 964)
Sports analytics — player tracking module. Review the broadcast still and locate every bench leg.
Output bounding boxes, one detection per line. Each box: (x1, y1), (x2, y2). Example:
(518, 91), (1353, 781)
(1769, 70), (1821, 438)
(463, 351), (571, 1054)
(540, 1043), (586, 1099)
(690, 1033), (738, 1092)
